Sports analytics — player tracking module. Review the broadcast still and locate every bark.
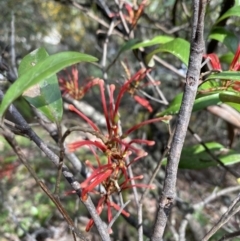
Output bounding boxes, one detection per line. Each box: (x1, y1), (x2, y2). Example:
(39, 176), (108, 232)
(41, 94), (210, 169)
(150, 1), (208, 240)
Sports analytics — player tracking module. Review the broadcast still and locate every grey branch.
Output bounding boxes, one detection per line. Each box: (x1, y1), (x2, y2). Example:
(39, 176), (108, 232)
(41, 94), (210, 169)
(150, 1), (208, 240)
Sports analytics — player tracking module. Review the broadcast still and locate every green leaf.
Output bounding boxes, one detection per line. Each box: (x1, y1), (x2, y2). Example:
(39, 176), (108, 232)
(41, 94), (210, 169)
(178, 142), (240, 169)
(19, 48), (63, 122)
(108, 36), (174, 69)
(23, 76), (63, 123)
(208, 27), (238, 53)
(157, 92), (221, 117)
(161, 142), (240, 169)
(193, 93), (222, 111)
(118, 39), (141, 54)
(0, 51), (97, 118)
(146, 38), (190, 66)
(206, 71), (240, 81)
(219, 92), (240, 103)
(219, 92), (240, 112)
(216, 5), (240, 24)
(116, 36), (174, 54)
(18, 48), (49, 76)
(157, 93), (183, 116)
(130, 35), (174, 49)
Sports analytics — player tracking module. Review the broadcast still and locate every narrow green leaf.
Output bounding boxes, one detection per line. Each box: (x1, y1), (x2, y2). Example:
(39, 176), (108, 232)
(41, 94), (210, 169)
(216, 5), (240, 24)
(118, 39), (140, 54)
(19, 48), (63, 122)
(219, 92), (240, 112)
(219, 92), (240, 103)
(178, 142), (240, 169)
(157, 92), (221, 117)
(115, 36), (174, 55)
(108, 36), (174, 69)
(193, 93), (221, 111)
(146, 38), (190, 66)
(157, 93), (183, 116)
(0, 51), (97, 118)
(206, 71), (240, 81)
(161, 142), (240, 169)
(130, 35), (174, 49)
(208, 27), (238, 53)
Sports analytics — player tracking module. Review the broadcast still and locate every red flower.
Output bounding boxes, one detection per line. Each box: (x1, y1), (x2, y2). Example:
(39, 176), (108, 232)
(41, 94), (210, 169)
(203, 45), (240, 91)
(0, 161), (19, 181)
(230, 45), (240, 71)
(133, 95), (153, 112)
(58, 66), (100, 100)
(119, 66), (160, 113)
(125, 0), (148, 28)
(66, 76), (170, 231)
(109, 0), (147, 29)
(85, 195), (130, 233)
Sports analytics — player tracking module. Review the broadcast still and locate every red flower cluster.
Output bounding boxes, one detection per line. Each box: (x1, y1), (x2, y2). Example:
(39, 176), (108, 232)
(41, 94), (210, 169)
(109, 0), (147, 29)
(61, 70), (170, 231)
(0, 160), (19, 181)
(124, 0), (148, 28)
(121, 65), (160, 112)
(203, 45), (240, 91)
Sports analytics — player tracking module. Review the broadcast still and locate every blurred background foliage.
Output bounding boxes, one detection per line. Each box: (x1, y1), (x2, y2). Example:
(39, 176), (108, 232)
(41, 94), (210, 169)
(1, 0), (240, 240)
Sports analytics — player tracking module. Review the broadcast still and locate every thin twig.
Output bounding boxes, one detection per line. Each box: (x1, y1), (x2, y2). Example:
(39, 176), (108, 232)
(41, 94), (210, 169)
(194, 186), (240, 210)
(143, 63), (169, 105)
(72, 1), (126, 39)
(2, 128), (87, 241)
(115, 0), (131, 36)
(202, 193), (240, 241)
(54, 123), (64, 195)
(140, 123), (174, 202)
(218, 230), (240, 241)
(10, 12), (18, 77)
(188, 126), (240, 178)
(108, 200), (131, 230)
(153, 55), (186, 79)
(178, 186), (240, 241)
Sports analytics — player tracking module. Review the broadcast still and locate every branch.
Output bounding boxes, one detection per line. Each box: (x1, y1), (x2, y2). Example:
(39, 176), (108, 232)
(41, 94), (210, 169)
(0, 89), (111, 241)
(202, 193), (240, 241)
(218, 230), (240, 241)
(2, 127), (87, 241)
(151, 1), (207, 240)
(178, 185), (240, 241)
(10, 12), (18, 77)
